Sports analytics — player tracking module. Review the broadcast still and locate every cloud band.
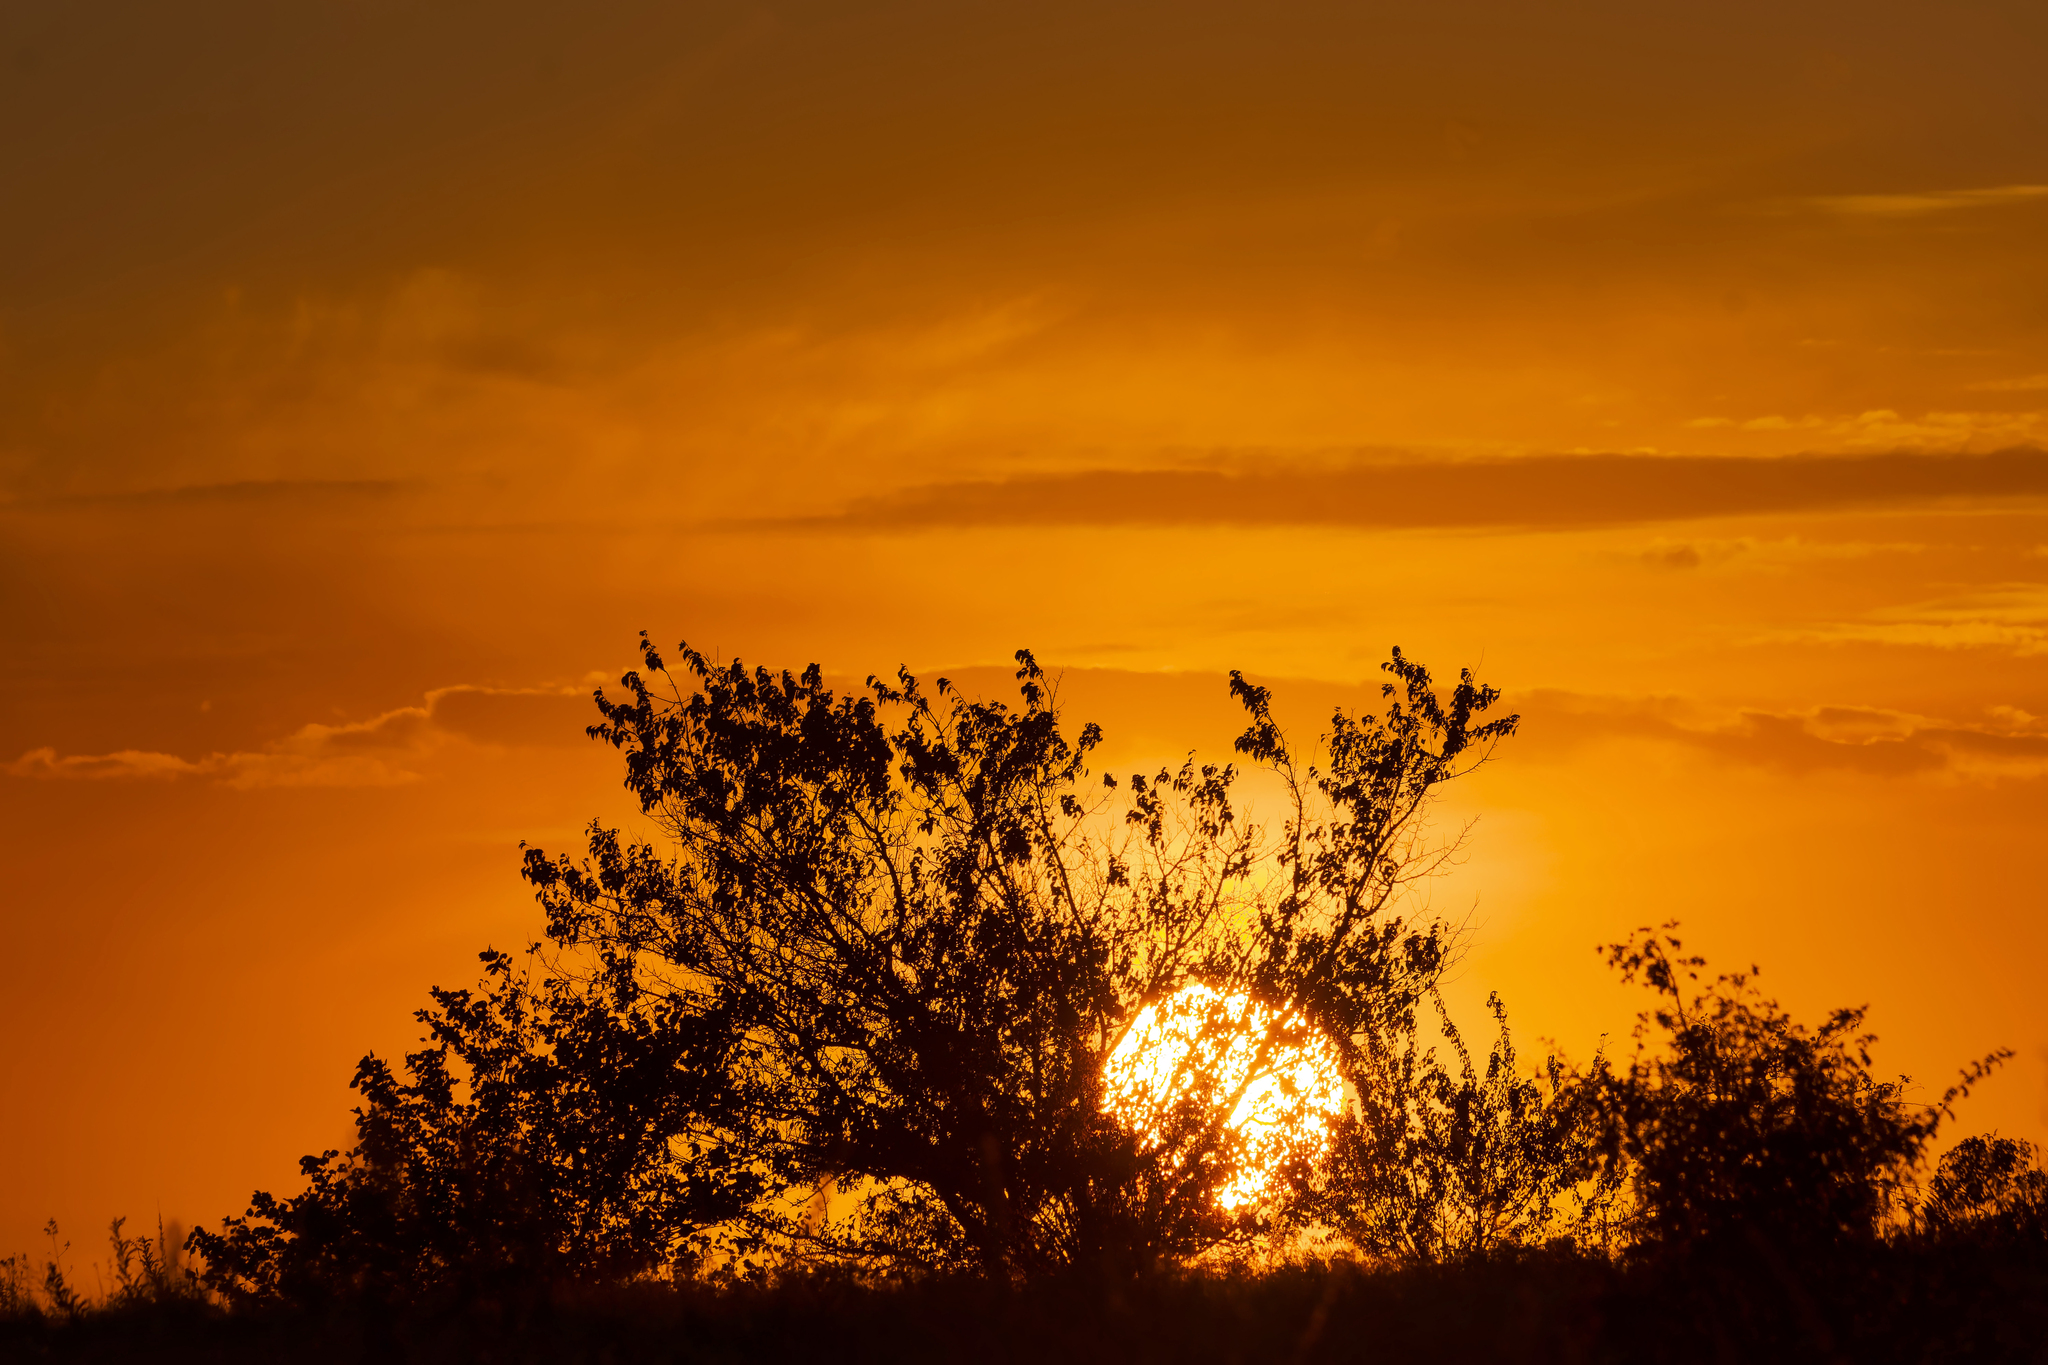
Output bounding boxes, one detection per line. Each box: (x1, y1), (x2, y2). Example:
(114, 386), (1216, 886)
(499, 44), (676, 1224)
(777, 448), (2048, 534)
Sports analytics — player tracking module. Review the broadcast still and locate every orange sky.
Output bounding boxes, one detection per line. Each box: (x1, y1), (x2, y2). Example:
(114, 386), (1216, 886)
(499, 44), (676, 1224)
(5, 0), (2047, 1258)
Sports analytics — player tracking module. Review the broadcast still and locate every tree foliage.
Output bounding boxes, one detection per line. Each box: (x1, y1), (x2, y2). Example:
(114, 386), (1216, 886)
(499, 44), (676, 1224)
(512, 637), (1515, 1274)
(190, 637), (1518, 1293)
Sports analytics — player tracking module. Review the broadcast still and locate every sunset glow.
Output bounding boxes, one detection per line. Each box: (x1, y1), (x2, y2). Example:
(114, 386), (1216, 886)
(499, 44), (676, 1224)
(4, 0), (2046, 1269)
(1103, 985), (1348, 1211)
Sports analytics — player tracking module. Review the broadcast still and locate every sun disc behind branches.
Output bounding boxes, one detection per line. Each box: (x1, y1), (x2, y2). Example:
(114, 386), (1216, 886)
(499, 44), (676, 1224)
(1102, 983), (1347, 1210)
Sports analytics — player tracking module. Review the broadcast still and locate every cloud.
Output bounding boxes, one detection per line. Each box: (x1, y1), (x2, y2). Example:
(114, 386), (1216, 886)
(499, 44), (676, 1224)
(1765, 585), (2048, 657)
(1795, 185), (2048, 217)
(1828, 410), (2048, 451)
(772, 448), (2048, 534)
(18, 480), (412, 510)
(5, 749), (216, 781)
(1681, 411), (2048, 451)
(1968, 375), (2048, 394)
(1, 745), (419, 788)
(1686, 414), (1828, 432)
(1634, 535), (1921, 572)
(1523, 692), (2048, 780)
(4, 685), (596, 788)
(1642, 541), (1704, 570)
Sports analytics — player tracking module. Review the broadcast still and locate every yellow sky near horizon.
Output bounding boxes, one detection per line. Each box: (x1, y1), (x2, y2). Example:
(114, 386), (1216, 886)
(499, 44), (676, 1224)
(4, 0), (2047, 1259)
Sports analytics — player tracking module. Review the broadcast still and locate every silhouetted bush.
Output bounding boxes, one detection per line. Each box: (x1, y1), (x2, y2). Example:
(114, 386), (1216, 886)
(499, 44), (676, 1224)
(189, 947), (762, 1308)
(1593, 924), (2007, 1261)
(1921, 1132), (2048, 1243)
(1310, 989), (1620, 1262)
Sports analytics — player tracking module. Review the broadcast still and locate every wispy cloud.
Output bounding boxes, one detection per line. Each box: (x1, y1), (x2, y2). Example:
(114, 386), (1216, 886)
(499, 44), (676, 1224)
(1967, 375), (2048, 394)
(0, 480), (413, 512)
(1633, 535), (1922, 571)
(1681, 410), (2048, 450)
(4, 684), (595, 787)
(1685, 414), (1827, 431)
(1763, 585), (2048, 657)
(1795, 185), (2048, 217)
(1524, 692), (2048, 780)
(765, 449), (2048, 534)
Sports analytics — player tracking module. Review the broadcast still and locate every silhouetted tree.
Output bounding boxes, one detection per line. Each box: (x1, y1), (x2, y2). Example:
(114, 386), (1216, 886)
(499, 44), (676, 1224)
(507, 638), (1516, 1275)
(1594, 924), (2008, 1259)
(187, 640), (1513, 1294)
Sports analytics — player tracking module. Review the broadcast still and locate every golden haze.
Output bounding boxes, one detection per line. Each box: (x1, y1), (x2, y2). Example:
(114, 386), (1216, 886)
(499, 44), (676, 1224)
(3, 0), (2047, 1254)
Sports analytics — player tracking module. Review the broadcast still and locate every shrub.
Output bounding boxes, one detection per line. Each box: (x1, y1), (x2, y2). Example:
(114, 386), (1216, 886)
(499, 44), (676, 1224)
(1595, 924), (2007, 1258)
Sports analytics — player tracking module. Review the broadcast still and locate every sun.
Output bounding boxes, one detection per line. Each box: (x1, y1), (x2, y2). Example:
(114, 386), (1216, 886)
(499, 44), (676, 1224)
(1101, 983), (1348, 1210)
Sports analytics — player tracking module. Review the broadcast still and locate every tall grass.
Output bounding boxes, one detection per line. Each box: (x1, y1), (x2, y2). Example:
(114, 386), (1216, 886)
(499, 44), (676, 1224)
(0, 1216), (203, 1323)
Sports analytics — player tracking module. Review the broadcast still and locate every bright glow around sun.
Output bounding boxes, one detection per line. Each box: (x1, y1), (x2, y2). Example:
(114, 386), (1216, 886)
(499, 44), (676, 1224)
(1102, 983), (1347, 1211)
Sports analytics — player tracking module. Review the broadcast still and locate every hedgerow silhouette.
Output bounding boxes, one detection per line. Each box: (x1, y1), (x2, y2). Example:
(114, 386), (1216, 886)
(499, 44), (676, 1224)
(9, 639), (2040, 1360)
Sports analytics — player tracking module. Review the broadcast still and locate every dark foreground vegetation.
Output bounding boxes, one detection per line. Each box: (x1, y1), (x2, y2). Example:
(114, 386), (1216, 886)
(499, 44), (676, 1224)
(7, 1237), (2048, 1364)
(7, 640), (2046, 1360)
